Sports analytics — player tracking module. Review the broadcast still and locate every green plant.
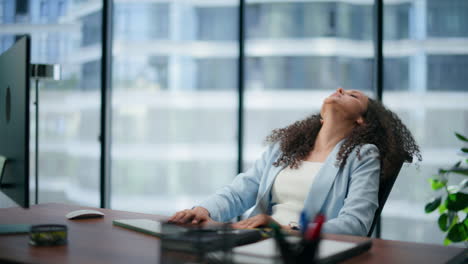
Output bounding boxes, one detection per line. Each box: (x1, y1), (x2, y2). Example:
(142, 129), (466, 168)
(425, 132), (468, 246)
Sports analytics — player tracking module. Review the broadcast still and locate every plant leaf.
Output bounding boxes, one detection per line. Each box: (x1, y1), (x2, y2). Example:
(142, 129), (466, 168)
(447, 185), (459, 194)
(455, 132), (468, 142)
(439, 168), (468, 177)
(446, 192), (468, 211)
(438, 213), (449, 231)
(448, 213), (458, 230)
(439, 202), (448, 214)
(460, 179), (468, 190)
(462, 148), (468, 153)
(429, 178), (447, 190)
(425, 197), (442, 213)
(447, 223), (468, 242)
(443, 237), (452, 246)
(451, 169), (468, 177)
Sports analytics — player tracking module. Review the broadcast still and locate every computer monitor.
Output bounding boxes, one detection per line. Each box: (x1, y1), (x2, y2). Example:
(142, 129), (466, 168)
(0, 35), (30, 208)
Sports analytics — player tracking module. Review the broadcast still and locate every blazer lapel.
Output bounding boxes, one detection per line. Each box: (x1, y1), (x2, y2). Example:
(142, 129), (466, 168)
(249, 164), (284, 216)
(303, 140), (344, 218)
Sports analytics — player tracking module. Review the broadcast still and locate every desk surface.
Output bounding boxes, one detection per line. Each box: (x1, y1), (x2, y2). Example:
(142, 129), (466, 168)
(0, 203), (465, 264)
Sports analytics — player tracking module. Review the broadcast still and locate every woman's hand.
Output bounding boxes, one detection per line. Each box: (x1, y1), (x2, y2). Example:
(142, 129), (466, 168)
(231, 214), (276, 229)
(168, 207), (213, 226)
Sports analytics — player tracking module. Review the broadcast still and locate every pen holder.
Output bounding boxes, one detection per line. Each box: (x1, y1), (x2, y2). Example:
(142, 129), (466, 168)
(296, 238), (320, 264)
(160, 223), (235, 264)
(271, 227), (319, 264)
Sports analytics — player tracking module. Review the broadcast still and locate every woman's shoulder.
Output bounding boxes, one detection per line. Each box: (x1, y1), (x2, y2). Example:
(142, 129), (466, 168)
(253, 142), (282, 165)
(347, 143), (380, 165)
(263, 142), (282, 157)
(359, 143), (380, 155)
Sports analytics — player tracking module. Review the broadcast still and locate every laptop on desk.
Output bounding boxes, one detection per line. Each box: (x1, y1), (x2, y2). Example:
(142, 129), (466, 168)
(113, 219), (263, 252)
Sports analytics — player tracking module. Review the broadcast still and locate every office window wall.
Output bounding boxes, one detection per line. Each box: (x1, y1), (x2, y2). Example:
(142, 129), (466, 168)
(244, 0), (374, 167)
(1, 0), (466, 247)
(110, 1), (238, 215)
(0, 0), (102, 206)
(382, 0), (468, 244)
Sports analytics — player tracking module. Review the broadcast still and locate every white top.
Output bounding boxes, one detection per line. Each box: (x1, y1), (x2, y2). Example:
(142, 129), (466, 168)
(270, 161), (323, 226)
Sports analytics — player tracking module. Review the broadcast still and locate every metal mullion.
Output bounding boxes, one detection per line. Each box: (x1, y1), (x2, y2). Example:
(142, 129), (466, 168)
(100, 0), (113, 209)
(237, 0), (245, 175)
(375, 0), (384, 102)
(374, 0), (384, 238)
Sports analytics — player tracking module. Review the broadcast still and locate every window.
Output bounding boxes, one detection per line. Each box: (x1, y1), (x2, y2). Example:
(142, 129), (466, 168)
(114, 3), (169, 42)
(196, 58), (237, 90)
(15, 0), (28, 15)
(0, 1), (4, 23)
(382, 0), (468, 244)
(427, 0), (468, 37)
(427, 55), (468, 91)
(196, 7), (237, 41)
(40, 1), (48, 17)
(384, 57), (409, 91)
(58, 1), (65, 17)
(110, 1), (238, 215)
(82, 11), (101, 47)
(81, 60), (100, 91)
(0, 0), (102, 207)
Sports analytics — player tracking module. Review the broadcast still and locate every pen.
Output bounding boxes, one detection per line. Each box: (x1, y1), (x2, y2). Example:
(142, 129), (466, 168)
(299, 214), (325, 264)
(299, 211), (308, 235)
(305, 213), (325, 241)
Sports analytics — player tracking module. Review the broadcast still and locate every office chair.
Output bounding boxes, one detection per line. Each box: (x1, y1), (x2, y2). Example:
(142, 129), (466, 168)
(367, 155), (412, 237)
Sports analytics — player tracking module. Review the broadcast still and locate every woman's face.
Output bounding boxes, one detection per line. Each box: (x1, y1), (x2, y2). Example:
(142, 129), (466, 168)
(321, 88), (369, 122)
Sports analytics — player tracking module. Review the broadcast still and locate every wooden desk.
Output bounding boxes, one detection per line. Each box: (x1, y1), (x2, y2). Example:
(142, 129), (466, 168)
(0, 203), (465, 264)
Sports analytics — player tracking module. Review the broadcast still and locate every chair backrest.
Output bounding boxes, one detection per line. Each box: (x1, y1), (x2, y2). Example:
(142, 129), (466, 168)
(367, 156), (409, 237)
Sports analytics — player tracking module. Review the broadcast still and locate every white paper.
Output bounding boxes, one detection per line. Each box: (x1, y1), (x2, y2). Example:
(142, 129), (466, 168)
(233, 237), (358, 260)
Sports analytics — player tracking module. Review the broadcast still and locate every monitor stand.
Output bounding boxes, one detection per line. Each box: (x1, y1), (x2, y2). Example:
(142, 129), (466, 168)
(0, 156), (13, 188)
(0, 156), (6, 187)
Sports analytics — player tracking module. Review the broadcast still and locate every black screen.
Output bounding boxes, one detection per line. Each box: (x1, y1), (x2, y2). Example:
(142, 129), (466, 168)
(0, 36), (30, 208)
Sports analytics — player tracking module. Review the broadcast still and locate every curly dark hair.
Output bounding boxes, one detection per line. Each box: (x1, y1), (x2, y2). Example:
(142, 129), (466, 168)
(265, 98), (422, 181)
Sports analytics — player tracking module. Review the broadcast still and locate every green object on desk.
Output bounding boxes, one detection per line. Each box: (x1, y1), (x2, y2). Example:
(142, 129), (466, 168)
(29, 224), (67, 246)
(255, 227), (273, 238)
(0, 224), (31, 235)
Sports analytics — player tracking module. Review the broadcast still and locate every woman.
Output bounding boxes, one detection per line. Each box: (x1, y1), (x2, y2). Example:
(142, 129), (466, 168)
(169, 88), (421, 236)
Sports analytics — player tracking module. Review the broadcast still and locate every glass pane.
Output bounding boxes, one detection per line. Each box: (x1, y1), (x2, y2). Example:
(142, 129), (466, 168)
(244, 0), (375, 168)
(382, 0), (468, 245)
(111, 1), (239, 215)
(0, 0), (102, 207)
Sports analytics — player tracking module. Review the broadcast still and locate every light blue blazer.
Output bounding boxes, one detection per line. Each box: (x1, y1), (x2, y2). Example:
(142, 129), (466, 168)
(198, 140), (380, 236)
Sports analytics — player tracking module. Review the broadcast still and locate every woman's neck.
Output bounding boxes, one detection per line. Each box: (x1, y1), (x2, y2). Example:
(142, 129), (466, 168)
(315, 116), (355, 152)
